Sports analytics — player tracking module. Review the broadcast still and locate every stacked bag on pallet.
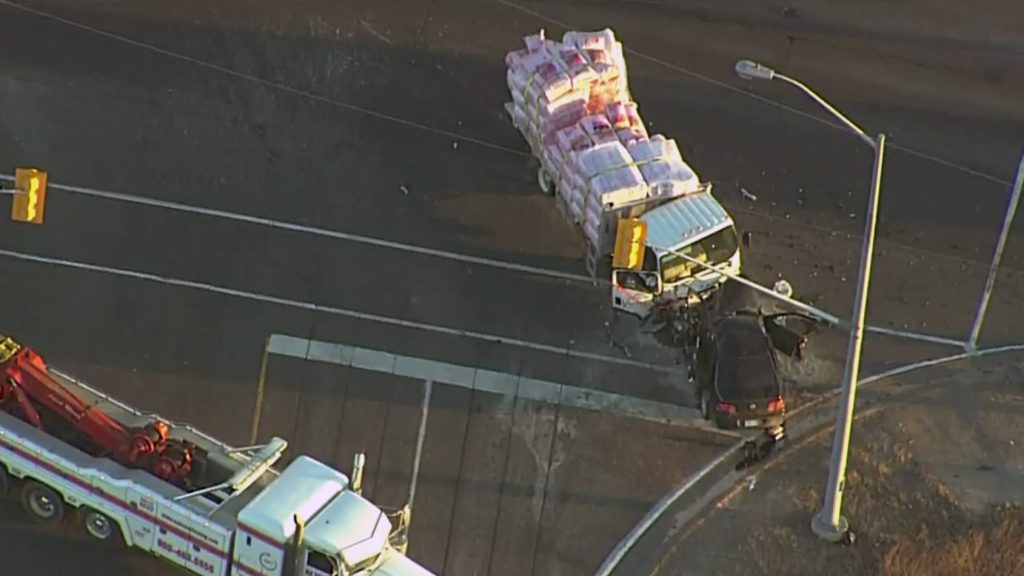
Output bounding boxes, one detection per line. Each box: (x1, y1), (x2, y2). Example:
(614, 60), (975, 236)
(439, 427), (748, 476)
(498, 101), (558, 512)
(505, 28), (702, 246)
(627, 135), (700, 199)
(505, 28), (630, 152)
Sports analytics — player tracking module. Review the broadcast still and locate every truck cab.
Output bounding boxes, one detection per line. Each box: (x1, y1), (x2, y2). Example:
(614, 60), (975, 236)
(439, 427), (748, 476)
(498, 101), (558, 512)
(233, 457), (430, 576)
(612, 192), (741, 318)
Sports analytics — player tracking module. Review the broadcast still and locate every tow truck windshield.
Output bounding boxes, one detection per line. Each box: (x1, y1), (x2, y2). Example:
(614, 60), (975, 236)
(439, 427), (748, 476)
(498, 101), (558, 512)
(660, 227), (739, 284)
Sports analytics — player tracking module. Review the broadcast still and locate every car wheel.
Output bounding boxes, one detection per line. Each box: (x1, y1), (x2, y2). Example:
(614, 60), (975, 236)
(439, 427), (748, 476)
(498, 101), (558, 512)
(21, 481), (65, 525)
(700, 389), (711, 420)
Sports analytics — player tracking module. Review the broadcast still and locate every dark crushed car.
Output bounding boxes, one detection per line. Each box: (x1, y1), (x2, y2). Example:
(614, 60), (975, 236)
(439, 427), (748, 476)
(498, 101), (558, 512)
(686, 281), (820, 430)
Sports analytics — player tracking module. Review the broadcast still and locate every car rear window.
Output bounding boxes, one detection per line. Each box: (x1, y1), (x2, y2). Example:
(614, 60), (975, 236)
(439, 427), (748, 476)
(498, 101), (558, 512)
(716, 320), (780, 399)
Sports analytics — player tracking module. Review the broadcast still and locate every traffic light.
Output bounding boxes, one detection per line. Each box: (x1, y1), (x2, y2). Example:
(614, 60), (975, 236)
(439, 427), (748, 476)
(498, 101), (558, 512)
(11, 168), (47, 224)
(612, 218), (647, 270)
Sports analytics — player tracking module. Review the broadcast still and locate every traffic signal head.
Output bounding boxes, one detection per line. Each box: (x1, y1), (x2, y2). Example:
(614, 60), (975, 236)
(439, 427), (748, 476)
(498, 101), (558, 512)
(11, 167), (47, 224)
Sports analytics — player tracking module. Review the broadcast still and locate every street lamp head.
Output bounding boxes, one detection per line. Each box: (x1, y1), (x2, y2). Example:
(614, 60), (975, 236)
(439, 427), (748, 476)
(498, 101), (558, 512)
(735, 59), (776, 81)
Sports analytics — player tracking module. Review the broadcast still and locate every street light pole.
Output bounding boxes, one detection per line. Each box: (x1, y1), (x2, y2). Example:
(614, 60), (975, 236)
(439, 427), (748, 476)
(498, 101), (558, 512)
(735, 60), (886, 542)
(811, 132), (885, 541)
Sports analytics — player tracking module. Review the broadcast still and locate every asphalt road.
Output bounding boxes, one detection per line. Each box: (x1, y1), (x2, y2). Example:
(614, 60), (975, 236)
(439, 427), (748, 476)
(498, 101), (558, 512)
(1, 0), (1022, 574)
(0, 325), (734, 576)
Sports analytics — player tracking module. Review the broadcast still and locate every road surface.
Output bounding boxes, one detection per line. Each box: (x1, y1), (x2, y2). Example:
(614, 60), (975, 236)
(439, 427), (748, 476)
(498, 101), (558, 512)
(0, 0), (1021, 574)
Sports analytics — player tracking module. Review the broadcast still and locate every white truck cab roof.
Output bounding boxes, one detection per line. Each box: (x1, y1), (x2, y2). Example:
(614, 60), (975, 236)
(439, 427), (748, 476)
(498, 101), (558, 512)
(641, 191), (734, 254)
(237, 456), (400, 570)
(236, 456), (348, 542)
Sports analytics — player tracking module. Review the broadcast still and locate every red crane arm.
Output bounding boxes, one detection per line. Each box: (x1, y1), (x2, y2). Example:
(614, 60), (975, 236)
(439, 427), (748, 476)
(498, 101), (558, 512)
(0, 377), (43, 429)
(2, 346), (132, 454)
(0, 336), (198, 488)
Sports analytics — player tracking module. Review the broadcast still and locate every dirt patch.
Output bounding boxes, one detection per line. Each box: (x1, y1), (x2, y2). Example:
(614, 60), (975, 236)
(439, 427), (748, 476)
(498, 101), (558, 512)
(658, 352), (1024, 576)
(880, 507), (1024, 576)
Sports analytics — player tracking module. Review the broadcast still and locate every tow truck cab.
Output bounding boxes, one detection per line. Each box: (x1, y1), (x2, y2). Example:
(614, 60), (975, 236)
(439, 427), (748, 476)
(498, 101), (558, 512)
(235, 457), (430, 576)
(612, 192), (741, 318)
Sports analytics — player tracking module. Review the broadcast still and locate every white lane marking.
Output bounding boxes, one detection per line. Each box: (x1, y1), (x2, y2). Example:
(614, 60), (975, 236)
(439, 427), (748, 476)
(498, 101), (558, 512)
(732, 205), (1024, 276)
(0, 248), (677, 374)
(7, 172), (1014, 346)
(0, 0), (528, 158)
(492, 0), (1011, 187)
(358, 20), (393, 46)
(268, 334), (703, 425)
(0, 174), (595, 286)
(664, 246), (970, 349)
(2, 174), (980, 349)
(2, 175), (983, 348)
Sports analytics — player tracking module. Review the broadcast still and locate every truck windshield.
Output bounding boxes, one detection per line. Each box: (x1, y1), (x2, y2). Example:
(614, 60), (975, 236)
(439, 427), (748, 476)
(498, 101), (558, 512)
(659, 227), (738, 284)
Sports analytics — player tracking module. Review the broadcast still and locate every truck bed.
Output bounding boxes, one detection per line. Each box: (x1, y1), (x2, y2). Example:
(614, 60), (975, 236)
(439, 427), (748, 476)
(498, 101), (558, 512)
(0, 367), (279, 528)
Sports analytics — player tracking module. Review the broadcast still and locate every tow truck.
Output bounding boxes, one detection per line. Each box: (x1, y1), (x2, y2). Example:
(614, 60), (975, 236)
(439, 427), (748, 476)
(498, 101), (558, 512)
(0, 334), (433, 576)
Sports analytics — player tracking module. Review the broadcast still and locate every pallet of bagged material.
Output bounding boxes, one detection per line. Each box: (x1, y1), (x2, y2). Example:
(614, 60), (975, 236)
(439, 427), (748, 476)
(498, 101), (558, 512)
(570, 142), (648, 209)
(506, 28), (701, 218)
(627, 135), (701, 198)
(505, 29), (631, 147)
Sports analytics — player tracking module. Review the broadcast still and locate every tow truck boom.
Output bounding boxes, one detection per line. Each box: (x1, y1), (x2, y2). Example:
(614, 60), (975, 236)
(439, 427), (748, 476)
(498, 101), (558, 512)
(0, 337), (198, 489)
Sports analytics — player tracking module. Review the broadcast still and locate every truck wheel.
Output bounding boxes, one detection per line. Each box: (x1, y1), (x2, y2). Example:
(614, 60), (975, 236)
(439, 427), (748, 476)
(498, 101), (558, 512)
(537, 167), (555, 196)
(21, 481), (65, 525)
(79, 507), (121, 544)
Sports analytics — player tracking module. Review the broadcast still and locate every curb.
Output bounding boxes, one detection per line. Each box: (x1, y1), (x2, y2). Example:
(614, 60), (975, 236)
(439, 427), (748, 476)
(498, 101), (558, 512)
(594, 343), (1024, 576)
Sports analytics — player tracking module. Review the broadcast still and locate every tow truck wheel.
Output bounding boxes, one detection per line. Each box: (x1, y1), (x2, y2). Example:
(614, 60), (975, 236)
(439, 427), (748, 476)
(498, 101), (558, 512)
(21, 481), (65, 525)
(79, 507), (120, 544)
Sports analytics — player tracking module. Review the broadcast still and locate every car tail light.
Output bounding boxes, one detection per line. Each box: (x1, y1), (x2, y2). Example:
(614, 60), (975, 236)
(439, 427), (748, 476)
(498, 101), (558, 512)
(767, 396), (786, 412)
(715, 402), (737, 414)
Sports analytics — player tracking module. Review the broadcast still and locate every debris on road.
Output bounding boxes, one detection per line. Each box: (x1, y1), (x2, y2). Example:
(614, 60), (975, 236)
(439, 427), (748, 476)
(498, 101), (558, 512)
(741, 187), (758, 201)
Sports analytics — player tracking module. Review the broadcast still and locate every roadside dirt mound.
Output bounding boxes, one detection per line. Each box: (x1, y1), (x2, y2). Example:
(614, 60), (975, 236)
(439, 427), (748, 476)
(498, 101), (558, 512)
(659, 352), (1024, 576)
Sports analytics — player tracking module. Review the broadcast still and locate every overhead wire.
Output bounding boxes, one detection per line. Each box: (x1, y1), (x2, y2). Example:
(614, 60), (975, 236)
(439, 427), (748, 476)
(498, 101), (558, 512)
(0, 0), (529, 158)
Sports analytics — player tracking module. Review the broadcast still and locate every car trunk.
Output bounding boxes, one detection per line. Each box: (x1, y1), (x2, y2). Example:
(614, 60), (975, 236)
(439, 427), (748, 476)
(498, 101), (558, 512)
(714, 352), (783, 422)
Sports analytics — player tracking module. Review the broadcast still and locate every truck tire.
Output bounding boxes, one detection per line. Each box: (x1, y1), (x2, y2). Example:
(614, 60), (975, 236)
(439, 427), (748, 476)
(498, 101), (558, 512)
(79, 507), (121, 544)
(537, 167), (555, 196)
(21, 481), (65, 525)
